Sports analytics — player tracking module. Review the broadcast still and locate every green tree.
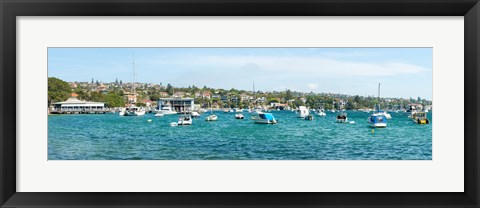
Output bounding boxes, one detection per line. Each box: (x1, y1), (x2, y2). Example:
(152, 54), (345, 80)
(103, 94), (125, 107)
(48, 77), (71, 106)
(166, 84), (173, 95)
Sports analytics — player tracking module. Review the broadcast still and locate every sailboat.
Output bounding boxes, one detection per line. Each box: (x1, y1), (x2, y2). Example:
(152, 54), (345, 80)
(205, 100), (218, 121)
(297, 106), (309, 118)
(120, 51), (145, 116)
(367, 83), (387, 128)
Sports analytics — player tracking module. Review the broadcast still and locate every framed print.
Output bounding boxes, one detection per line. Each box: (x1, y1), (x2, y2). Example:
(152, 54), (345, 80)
(1, 0), (479, 207)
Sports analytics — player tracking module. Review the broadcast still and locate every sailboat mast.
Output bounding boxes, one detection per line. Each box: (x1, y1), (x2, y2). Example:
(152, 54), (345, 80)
(132, 50), (135, 89)
(377, 83), (380, 111)
(378, 83), (380, 99)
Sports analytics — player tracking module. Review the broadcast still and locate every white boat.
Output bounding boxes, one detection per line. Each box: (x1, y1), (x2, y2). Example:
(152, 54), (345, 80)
(205, 114), (218, 121)
(122, 105), (146, 116)
(205, 101), (217, 121)
(118, 108), (125, 116)
(367, 112), (387, 128)
(297, 106), (309, 118)
(330, 109), (336, 113)
(191, 111), (200, 118)
(119, 51), (145, 116)
(157, 106), (177, 115)
(235, 113), (244, 119)
(367, 83), (387, 128)
(317, 109), (326, 116)
(335, 112), (348, 123)
(382, 111), (392, 119)
(253, 112), (278, 124)
(178, 115), (192, 125)
(154, 113), (164, 117)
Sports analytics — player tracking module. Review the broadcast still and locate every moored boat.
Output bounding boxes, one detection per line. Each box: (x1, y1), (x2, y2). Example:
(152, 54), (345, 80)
(191, 111), (200, 118)
(253, 112), (278, 124)
(367, 83), (387, 128)
(297, 106), (309, 118)
(317, 109), (326, 116)
(122, 105), (146, 116)
(367, 113), (387, 128)
(178, 114), (192, 125)
(305, 114), (314, 120)
(205, 114), (218, 121)
(411, 111), (430, 124)
(335, 112), (348, 123)
(235, 113), (244, 119)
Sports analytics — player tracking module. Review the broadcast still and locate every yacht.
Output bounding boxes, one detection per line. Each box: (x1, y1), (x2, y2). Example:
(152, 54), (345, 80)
(157, 105), (177, 115)
(121, 105), (145, 116)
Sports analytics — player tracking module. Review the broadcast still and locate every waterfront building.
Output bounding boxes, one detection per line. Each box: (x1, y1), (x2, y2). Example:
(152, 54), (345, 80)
(51, 94), (105, 114)
(158, 98), (195, 112)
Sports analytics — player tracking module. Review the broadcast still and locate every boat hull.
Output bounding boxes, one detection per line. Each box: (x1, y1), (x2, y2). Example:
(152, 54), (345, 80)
(205, 115), (217, 121)
(368, 122), (387, 128)
(157, 110), (177, 115)
(123, 110), (146, 116)
(336, 119), (348, 123)
(254, 119), (277, 124)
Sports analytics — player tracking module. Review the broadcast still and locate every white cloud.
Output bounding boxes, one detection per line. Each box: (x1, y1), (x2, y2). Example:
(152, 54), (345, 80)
(172, 55), (430, 77)
(307, 83), (319, 90)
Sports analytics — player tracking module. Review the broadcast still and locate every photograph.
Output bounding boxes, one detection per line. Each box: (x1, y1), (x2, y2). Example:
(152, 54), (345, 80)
(47, 47), (432, 160)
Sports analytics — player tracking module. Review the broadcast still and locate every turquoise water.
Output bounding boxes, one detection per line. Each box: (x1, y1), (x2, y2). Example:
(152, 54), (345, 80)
(48, 110), (432, 160)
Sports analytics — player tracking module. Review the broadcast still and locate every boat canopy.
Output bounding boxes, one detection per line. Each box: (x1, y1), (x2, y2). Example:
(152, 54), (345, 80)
(259, 113), (275, 121)
(369, 114), (387, 123)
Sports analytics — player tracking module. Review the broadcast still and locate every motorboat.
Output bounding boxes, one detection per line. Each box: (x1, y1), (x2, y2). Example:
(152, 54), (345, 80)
(317, 109), (326, 116)
(178, 115), (192, 125)
(253, 112), (278, 124)
(335, 112), (348, 123)
(411, 111), (430, 124)
(235, 113), (244, 119)
(191, 111), (200, 118)
(121, 105), (146, 116)
(157, 106), (177, 115)
(367, 112), (387, 128)
(205, 114), (218, 121)
(305, 114), (314, 120)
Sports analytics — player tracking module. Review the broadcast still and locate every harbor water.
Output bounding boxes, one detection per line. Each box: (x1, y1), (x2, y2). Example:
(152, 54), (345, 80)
(48, 110), (432, 160)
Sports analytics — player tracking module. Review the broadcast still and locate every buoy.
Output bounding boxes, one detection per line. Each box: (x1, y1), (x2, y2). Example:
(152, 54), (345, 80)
(371, 129), (374, 133)
(147, 119), (152, 122)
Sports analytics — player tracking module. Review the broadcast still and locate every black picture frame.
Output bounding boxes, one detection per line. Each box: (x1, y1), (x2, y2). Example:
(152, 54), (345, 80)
(1, 0), (479, 207)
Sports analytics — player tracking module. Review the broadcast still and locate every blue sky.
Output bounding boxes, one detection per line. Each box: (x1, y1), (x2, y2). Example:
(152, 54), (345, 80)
(48, 48), (433, 100)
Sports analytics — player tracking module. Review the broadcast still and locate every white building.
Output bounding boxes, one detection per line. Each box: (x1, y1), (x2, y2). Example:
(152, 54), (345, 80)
(52, 95), (105, 114)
